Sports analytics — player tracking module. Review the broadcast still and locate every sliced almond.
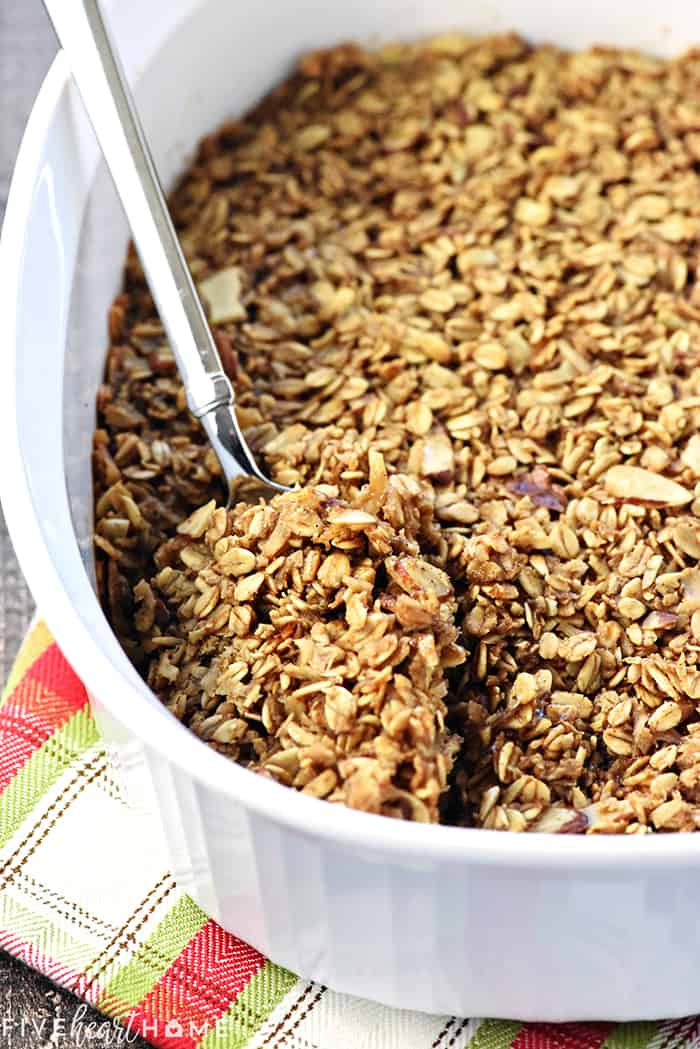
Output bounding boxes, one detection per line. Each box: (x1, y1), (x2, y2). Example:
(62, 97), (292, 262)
(674, 522), (700, 559)
(682, 434), (700, 476)
(681, 568), (700, 611)
(386, 556), (452, 600)
(199, 267), (246, 324)
(530, 806), (588, 833)
(603, 465), (691, 506)
(642, 610), (679, 631)
(420, 430), (454, 484)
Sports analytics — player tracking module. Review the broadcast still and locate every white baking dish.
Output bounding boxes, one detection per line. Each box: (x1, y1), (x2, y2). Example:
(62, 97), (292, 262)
(3, 0), (700, 1022)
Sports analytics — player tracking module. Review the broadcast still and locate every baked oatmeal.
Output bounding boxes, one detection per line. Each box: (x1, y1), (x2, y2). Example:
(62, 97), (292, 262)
(94, 32), (700, 832)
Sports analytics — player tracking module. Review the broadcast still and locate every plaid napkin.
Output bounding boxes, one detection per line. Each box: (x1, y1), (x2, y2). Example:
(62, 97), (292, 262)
(1, 622), (699, 1049)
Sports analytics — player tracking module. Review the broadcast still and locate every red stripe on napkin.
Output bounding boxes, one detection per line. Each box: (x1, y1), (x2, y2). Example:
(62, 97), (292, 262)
(0, 644), (88, 790)
(512, 1023), (614, 1049)
(127, 920), (266, 1049)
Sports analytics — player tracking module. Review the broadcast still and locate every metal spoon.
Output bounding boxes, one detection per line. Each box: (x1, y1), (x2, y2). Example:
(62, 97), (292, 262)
(43, 0), (289, 500)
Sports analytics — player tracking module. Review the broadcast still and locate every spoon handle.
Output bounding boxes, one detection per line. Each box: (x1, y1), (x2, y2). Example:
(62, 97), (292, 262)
(42, 0), (233, 420)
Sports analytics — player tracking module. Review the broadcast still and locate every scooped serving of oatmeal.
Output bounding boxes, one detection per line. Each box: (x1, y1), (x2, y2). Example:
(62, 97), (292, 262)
(94, 32), (700, 833)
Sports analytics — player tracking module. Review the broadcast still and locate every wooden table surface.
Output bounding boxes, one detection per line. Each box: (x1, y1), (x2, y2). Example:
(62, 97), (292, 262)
(0, 2), (151, 1044)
